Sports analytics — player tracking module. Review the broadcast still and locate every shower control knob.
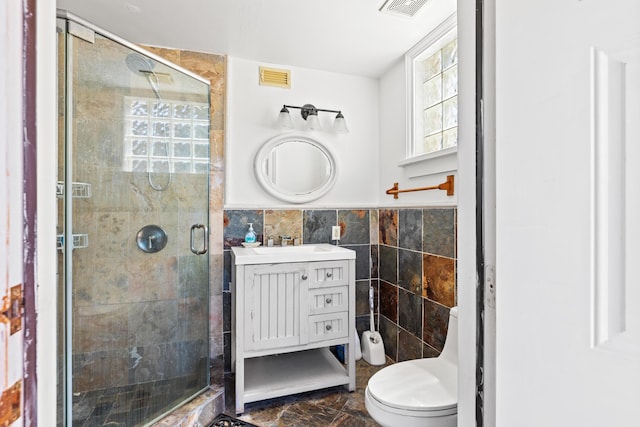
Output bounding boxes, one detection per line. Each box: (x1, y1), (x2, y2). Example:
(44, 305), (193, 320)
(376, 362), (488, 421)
(136, 225), (167, 253)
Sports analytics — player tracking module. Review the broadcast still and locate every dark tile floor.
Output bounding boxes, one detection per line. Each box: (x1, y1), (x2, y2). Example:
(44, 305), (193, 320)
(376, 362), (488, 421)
(223, 358), (392, 427)
(67, 376), (205, 426)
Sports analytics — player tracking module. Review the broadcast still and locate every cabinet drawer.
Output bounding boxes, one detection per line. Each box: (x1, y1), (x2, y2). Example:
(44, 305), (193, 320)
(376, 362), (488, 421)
(308, 312), (348, 343)
(308, 260), (349, 288)
(309, 286), (348, 315)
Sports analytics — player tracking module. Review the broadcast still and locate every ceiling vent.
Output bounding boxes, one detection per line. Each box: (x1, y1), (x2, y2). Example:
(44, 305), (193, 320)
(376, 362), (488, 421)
(259, 66), (291, 89)
(379, 0), (431, 18)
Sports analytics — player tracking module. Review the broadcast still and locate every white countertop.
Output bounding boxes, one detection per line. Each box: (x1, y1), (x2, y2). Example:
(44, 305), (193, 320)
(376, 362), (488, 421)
(231, 243), (356, 265)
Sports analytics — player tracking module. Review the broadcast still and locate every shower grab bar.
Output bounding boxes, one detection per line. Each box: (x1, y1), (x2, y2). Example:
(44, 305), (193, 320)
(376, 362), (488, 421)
(190, 224), (208, 255)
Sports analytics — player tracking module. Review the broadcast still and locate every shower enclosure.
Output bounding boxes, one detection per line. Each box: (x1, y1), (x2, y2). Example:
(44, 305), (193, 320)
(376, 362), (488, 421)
(57, 11), (211, 426)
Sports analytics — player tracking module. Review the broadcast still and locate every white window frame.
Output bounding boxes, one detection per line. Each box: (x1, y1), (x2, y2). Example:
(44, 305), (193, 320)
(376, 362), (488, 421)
(401, 13), (458, 177)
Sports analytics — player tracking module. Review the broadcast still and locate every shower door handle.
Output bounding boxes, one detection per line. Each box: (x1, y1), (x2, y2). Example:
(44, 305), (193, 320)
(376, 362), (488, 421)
(190, 224), (208, 255)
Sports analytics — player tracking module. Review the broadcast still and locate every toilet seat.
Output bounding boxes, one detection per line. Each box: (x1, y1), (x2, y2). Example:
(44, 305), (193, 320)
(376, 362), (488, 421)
(366, 358), (457, 416)
(366, 387), (457, 419)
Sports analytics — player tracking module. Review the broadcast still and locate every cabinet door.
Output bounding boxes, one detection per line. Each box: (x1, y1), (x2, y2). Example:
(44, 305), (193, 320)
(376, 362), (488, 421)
(308, 260), (349, 288)
(244, 262), (308, 351)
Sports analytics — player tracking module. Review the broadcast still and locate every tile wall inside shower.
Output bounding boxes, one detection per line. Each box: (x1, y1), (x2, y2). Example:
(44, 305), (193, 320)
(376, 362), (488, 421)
(59, 39), (227, 426)
(66, 39), (208, 397)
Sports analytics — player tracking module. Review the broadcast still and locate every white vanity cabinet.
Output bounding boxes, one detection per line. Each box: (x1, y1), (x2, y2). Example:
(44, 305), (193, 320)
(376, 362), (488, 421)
(231, 244), (356, 414)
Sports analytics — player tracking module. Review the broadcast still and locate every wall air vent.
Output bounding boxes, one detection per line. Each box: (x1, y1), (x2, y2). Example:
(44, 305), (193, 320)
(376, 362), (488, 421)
(379, 0), (431, 18)
(259, 66), (291, 89)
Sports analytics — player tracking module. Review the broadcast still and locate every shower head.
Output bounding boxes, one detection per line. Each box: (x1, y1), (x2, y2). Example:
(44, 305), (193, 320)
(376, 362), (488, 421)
(125, 52), (156, 75)
(125, 53), (163, 100)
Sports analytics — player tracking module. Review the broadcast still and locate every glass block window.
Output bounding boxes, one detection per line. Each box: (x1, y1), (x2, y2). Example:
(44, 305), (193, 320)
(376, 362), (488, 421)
(405, 17), (457, 162)
(417, 37), (457, 155)
(123, 97), (210, 173)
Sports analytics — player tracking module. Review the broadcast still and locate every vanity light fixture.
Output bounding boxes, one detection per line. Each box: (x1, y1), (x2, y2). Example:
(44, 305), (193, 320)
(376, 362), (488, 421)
(277, 106), (295, 130)
(277, 104), (349, 133)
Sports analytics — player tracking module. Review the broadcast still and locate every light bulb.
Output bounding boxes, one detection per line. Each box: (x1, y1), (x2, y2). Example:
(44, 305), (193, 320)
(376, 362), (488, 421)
(305, 111), (321, 130)
(333, 112), (349, 133)
(276, 106), (294, 130)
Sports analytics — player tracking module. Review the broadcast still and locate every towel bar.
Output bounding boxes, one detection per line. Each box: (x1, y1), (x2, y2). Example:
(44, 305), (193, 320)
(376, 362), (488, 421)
(385, 175), (454, 199)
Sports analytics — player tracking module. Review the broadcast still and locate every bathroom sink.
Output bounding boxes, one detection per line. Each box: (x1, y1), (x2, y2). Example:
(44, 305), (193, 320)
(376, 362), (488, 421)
(252, 245), (330, 254)
(231, 243), (355, 264)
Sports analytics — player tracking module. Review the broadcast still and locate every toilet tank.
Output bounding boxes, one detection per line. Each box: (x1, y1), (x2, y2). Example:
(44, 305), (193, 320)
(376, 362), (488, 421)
(439, 306), (458, 364)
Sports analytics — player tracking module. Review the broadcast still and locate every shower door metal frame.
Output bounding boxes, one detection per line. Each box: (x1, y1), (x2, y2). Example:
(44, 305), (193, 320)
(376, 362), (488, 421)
(57, 10), (211, 426)
(57, 10), (209, 84)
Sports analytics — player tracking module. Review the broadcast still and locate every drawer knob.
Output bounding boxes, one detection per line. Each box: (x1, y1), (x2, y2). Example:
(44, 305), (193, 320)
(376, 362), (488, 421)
(325, 324), (332, 331)
(301, 274), (308, 280)
(325, 297), (333, 304)
(326, 272), (333, 278)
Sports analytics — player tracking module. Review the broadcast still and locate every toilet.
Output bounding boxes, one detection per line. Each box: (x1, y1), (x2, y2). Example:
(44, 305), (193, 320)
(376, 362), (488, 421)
(364, 307), (458, 427)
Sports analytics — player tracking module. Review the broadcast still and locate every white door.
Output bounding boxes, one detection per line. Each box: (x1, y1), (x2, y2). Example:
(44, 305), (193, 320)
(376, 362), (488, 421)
(0, 1), (26, 425)
(494, 0), (640, 425)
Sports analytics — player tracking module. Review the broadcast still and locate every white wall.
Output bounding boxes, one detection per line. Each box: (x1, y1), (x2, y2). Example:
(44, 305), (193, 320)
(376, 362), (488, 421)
(377, 51), (458, 208)
(225, 57), (380, 208)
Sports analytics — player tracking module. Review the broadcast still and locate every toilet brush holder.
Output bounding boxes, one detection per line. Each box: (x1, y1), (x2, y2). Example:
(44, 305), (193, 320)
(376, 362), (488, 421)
(362, 329), (386, 365)
(362, 286), (385, 366)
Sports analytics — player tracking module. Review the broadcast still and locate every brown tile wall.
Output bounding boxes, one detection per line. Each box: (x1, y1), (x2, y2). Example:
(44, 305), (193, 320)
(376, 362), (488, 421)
(222, 207), (456, 365)
(144, 46), (226, 387)
(145, 46), (227, 374)
(378, 208), (457, 361)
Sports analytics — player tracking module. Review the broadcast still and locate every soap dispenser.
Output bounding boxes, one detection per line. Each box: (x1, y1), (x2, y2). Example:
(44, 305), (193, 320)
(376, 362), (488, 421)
(244, 223), (257, 243)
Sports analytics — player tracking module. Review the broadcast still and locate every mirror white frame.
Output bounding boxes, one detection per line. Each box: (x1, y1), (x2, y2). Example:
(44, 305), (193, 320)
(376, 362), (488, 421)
(254, 134), (338, 203)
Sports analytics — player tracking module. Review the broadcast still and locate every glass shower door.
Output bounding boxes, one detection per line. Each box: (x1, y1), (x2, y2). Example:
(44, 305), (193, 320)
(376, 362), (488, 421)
(57, 15), (210, 426)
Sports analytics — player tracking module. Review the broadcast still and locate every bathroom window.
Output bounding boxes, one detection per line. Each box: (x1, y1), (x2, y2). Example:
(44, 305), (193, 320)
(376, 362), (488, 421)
(123, 97), (209, 173)
(401, 14), (457, 174)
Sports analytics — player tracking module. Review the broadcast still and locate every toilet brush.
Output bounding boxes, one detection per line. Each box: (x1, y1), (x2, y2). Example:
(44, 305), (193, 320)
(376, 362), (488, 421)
(361, 285), (386, 365)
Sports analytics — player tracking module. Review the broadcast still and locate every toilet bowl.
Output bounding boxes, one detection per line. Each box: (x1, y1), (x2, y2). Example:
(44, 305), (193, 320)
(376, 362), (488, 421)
(365, 307), (458, 427)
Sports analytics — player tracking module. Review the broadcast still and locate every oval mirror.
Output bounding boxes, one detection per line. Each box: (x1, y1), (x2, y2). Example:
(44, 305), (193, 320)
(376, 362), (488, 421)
(254, 134), (337, 203)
